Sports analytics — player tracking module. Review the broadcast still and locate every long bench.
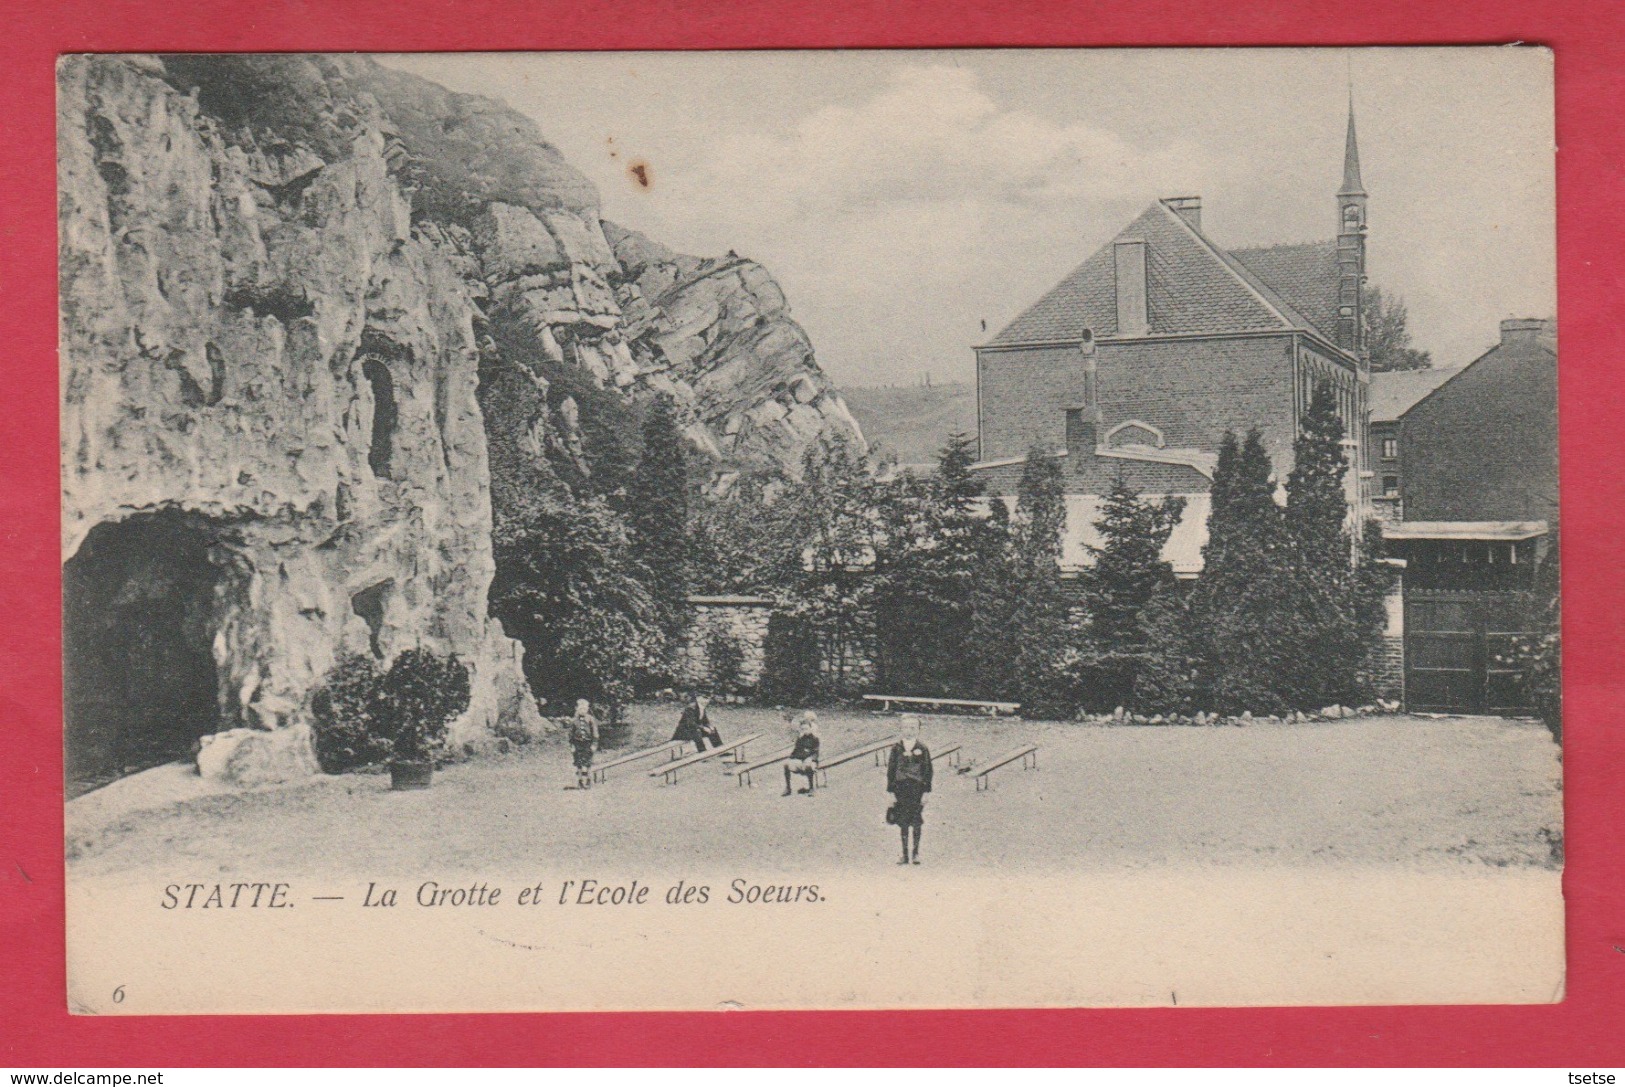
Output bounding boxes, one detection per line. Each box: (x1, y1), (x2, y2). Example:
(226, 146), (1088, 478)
(734, 746), (796, 787)
(863, 694), (1020, 716)
(931, 743), (963, 768)
(649, 733), (760, 784)
(972, 744), (1039, 791)
(813, 738), (894, 786)
(590, 739), (686, 783)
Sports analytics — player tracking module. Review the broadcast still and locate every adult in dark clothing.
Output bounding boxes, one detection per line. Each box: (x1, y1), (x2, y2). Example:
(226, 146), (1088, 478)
(886, 715), (933, 865)
(671, 692), (721, 754)
(782, 712), (821, 796)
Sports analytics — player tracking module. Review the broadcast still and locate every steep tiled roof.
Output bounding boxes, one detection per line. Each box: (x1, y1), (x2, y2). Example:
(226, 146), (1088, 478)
(1369, 367), (1462, 422)
(989, 200), (1348, 349)
(1228, 241), (1341, 342)
(988, 202), (1291, 346)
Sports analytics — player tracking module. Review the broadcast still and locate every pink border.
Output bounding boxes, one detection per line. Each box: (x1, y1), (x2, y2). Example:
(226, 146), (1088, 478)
(4, 0), (1622, 1065)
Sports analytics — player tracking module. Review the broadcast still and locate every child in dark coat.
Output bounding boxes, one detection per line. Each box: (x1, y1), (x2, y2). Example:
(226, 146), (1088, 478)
(886, 715), (933, 864)
(782, 712), (821, 796)
(671, 692), (721, 754)
(568, 699), (599, 789)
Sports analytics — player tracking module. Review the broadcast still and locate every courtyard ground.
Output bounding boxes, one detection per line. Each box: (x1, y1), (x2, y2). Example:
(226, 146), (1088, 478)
(67, 705), (1563, 880)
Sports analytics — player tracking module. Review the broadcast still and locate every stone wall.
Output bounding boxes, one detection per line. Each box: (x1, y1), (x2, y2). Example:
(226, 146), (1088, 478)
(678, 596), (774, 693)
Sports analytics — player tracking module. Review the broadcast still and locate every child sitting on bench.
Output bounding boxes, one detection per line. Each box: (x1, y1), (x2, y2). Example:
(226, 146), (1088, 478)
(782, 712), (821, 796)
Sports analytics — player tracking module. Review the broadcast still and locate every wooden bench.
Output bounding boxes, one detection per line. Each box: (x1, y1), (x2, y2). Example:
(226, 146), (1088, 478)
(734, 746), (796, 787)
(649, 733), (760, 784)
(931, 743), (963, 768)
(590, 739), (685, 783)
(813, 737), (894, 786)
(972, 744), (1039, 791)
(863, 694), (1020, 717)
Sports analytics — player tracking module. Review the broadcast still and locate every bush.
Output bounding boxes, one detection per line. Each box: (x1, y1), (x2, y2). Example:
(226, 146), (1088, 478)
(373, 648), (471, 761)
(310, 654), (389, 773)
(706, 628), (746, 695)
(760, 612), (826, 706)
(309, 649), (471, 772)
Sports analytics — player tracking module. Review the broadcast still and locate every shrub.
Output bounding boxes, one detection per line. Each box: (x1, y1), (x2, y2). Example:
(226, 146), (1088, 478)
(706, 627), (746, 695)
(309, 649), (471, 772)
(760, 612), (825, 706)
(310, 654), (390, 773)
(373, 648), (471, 761)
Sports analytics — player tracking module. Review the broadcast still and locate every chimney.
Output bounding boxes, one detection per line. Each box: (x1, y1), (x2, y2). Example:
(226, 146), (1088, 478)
(1064, 336), (1101, 458)
(1114, 239), (1149, 337)
(1165, 195), (1202, 232)
(1500, 317), (1551, 345)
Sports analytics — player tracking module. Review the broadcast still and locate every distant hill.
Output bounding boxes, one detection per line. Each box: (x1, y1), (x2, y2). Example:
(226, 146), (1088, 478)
(843, 382), (977, 467)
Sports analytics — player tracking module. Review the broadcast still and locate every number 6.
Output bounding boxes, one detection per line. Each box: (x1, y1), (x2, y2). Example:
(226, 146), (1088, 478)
(112, 985), (125, 1004)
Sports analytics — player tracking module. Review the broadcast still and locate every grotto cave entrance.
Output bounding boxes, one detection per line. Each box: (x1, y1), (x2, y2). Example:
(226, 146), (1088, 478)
(64, 511), (226, 797)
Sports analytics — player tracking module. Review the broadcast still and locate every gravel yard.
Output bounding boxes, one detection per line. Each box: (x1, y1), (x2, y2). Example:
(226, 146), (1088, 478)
(67, 705), (1563, 881)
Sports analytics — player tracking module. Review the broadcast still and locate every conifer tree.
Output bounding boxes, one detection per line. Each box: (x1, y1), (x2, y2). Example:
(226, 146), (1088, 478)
(1079, 477), (1186, 709)
(1005, 447), (1072, 716)
(1282, 383), (1360, 706)
(1193, 428), (1298, 714)
(628, 395), (691, 651)
(871, 433), (993, 697)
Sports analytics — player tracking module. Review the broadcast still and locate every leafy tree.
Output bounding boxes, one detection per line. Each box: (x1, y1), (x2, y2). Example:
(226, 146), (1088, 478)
(779, 432), (879, 697)
(687, 468), (798, 596)
(1502, 532), (1561, 742)
(1363, 284), (1433, 372)
(488, 485), (664, 722)
(629, 395), (691, 651)
(1075, 477), (1186, 710)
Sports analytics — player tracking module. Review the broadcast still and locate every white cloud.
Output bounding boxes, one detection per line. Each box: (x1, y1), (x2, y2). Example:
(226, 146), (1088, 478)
(629, 64), (1248, 384)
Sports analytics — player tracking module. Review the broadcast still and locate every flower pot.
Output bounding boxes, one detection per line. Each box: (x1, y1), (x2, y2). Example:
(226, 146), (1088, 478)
(390, 758), (434, 790)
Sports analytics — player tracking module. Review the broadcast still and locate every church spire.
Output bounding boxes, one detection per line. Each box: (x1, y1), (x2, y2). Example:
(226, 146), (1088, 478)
(1339, 92), (1366, 197)
(1334, 87), (1369, 361)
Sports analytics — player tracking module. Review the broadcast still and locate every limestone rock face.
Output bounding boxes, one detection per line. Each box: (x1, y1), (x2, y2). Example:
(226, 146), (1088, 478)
(60, 53), (859, 785)
(59, 54), (542, 782)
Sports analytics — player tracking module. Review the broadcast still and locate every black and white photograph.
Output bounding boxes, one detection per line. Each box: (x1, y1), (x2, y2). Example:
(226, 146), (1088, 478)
(58, 47), (1561, 1013)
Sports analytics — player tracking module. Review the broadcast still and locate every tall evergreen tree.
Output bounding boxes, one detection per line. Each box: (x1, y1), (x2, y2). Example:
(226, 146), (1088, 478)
(1077, 477), (1186, 709)
(1193, 428), (1299, 714)
(871, 434), (994, 697)
(1282, 383), (1361, 706)
(628, 395), (691, 652)
(1284, 383), (1351, 572)
(1004, 447), (1072, 716)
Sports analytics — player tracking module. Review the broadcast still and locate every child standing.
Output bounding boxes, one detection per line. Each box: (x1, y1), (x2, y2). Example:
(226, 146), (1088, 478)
(886, 715), (933, 864)
(568, 698), (599, 789)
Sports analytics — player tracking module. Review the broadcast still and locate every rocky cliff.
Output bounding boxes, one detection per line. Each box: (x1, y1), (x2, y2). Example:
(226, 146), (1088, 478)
(59, 53), (858, 786)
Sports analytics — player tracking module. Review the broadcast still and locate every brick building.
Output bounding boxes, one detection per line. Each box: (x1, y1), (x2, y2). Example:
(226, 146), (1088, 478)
(1368, 366), (1461, 523)
(1380, 317), (1558, 714)
(970, 105), (1373, 570)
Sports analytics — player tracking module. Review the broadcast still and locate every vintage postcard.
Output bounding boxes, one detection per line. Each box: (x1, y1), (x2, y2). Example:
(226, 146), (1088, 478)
(60, 47), (1560, 1014)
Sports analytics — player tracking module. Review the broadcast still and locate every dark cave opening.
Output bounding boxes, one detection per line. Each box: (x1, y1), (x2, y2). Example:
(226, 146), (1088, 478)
(63, 512), (225, 796)
(363, 356), (398, 479)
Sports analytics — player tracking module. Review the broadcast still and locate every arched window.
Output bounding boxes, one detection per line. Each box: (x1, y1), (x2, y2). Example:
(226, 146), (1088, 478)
(1104, 419), (1165, 449)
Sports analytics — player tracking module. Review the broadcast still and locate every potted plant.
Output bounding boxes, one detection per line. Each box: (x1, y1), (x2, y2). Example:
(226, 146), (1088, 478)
(372, 648), (471, 791)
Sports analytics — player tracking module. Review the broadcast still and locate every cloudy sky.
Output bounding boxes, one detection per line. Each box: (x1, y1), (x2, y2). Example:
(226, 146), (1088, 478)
(385, 48), (1554, 387)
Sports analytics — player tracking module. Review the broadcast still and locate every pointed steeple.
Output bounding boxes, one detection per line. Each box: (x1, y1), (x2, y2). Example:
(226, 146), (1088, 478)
(1338, 93), (1366, 197)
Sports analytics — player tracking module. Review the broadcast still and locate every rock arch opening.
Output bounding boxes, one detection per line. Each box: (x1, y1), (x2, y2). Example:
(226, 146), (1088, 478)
(64, 511), (225, 796)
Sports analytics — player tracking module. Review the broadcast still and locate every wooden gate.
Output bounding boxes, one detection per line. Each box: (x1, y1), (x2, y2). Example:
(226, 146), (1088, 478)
(1404, 590), (1533, 715)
